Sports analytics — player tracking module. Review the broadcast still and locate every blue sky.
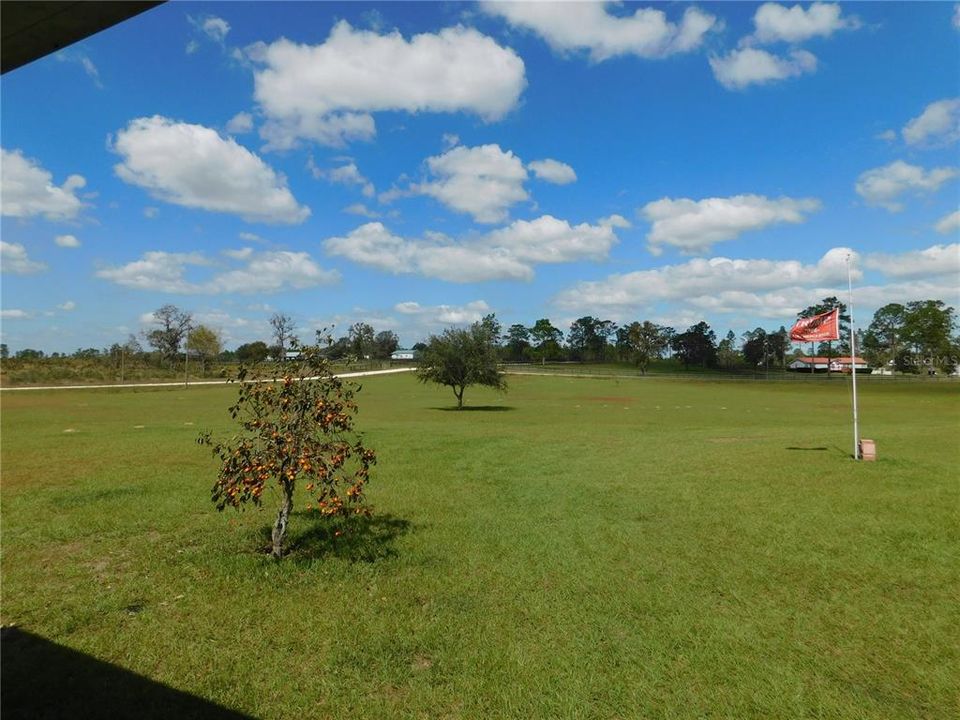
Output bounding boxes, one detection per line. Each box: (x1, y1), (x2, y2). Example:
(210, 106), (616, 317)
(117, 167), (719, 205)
(2, 1), (958, 352)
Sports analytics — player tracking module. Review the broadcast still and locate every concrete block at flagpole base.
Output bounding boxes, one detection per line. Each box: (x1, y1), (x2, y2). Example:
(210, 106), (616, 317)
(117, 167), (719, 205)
(859, 439), (877, 461)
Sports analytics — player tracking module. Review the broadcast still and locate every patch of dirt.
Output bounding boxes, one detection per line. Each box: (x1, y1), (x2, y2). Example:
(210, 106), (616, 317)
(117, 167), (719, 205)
(411, 655), (433, 671)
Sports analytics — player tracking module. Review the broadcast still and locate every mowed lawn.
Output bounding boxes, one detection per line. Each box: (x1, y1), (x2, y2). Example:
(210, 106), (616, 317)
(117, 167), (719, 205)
(1, 374), (957, 719)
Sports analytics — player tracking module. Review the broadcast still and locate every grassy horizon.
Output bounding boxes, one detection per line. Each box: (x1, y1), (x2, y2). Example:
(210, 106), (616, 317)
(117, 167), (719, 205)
(2, 374), (957, 718)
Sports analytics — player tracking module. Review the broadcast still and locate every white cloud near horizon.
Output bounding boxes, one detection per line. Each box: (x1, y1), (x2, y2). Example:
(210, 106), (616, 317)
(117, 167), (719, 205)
(112, 116), (310, 224)
(1, 309), (31, 320)
(553, 244), (959, 323)
(481, 3), (718, 61)
(863, 243), (960, 280)
(394, 299), (492, 325)
(97, 249), (338, 294)
(641, 194), (821, 254)
(249, 21), (526, 149)
(1, 148), (86, 220)
(902, 97), (960, 146)
(1, 241), (48, 275)
(854, 160), (958, 211)
(323, 214), (628, 283)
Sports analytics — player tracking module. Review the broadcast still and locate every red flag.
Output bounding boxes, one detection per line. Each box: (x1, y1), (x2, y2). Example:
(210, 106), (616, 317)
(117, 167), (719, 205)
(790, 308), (840, 342)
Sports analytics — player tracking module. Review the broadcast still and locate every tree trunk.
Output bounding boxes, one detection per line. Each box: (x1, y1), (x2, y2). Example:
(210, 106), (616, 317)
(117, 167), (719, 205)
(454, 386), (464, 409)
(271, 481), (293, 559)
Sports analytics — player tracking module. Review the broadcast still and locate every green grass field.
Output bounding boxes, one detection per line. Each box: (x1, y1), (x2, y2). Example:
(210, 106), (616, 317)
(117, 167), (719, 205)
(2, 374), (957, 718)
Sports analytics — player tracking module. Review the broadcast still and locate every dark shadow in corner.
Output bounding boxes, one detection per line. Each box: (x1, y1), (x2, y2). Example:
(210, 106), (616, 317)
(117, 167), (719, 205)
(259, 512), (412, 564)
(0, 627), (252, 720)
(431, 405), (515, 412)
(786, 446), (829, 451)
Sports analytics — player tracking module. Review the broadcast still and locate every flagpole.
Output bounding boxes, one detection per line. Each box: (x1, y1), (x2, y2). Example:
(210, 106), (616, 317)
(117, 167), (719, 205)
(846, 254), (860, 460)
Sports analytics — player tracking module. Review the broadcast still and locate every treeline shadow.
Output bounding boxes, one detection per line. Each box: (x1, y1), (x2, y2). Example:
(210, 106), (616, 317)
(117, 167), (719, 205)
(260, 512), (412, 563)
(0, 627), (252, 720)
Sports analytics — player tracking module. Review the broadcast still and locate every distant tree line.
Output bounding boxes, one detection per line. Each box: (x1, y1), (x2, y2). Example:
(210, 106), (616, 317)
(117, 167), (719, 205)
(2, 298), (956, 375)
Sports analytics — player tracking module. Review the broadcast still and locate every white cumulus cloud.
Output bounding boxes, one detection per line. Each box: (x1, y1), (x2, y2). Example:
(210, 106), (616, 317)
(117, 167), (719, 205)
(709, 47), (817, 90)
(250, 21), (526, 149)
(112, 116), (310, 224)
(641, 194), (821, 255)
(482, 3), (718, 61)
(324, 214), (625, 283)
(902, 97), (960, 146)
(201, 16), (230, 42)
(751, 2), (859, 44)
(554, 247), (856, 316)
(409, 144), (529, 223)
(226, 111), (254, 135)
(394, 299), (492, 325)
(343, 203), (380, 218)
(314, 162), (375, 197)
(863, 243), (960, 279)
(935, 210), (960, 235)
(1, 148), (86, 220)
(1, 241), (47, 274)
(528, 159), (577, 185)
(55, 234), (81, 248)
(57, 300), (76, 311)
(854, 160), (958, 211)
(0, 309), (30, 319)
(97, 249), (338, 294)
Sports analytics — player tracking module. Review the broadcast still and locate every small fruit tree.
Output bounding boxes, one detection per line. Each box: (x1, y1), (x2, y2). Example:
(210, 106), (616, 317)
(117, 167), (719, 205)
(199, 342), (376, 559)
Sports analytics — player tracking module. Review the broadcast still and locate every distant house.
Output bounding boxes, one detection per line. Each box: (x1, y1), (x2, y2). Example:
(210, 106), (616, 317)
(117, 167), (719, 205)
(391, 349), (416, 361)
(788, 356), (869, 373)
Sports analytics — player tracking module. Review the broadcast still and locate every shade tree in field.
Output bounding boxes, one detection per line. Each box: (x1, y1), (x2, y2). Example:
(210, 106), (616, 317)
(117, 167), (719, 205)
(416, 317), (507, 409)
(144, 304), (193, 364)
(199, 343), (377, 559)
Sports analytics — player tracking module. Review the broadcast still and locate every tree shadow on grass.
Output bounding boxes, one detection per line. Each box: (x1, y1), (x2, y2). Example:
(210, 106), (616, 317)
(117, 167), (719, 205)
(1, 627), (252, 720)
(258, 512), (412, 564)
(430, 405), (515, 412)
